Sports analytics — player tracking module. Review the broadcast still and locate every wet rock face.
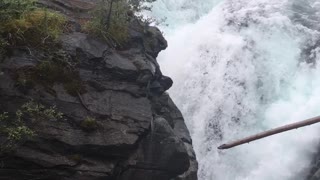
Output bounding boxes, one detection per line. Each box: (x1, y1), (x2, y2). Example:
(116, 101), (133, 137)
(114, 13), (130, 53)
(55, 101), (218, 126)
(0, 48), (194, 179)
(0, 1), (196, 180)
(306, 147), (320, 180)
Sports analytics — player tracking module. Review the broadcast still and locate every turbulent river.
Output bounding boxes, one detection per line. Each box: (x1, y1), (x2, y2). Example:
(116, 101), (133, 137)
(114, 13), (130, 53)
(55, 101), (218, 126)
(150, 0), (320, 180)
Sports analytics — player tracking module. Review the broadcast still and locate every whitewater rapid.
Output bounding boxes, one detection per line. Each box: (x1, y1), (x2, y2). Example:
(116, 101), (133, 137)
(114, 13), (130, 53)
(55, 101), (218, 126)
(151, 0), (320, 180)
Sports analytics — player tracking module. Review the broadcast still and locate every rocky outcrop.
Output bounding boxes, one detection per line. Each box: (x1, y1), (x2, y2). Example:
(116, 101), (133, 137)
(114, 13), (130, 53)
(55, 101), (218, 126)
(0, 0), (197, 180)
(306, 147), (320, 180)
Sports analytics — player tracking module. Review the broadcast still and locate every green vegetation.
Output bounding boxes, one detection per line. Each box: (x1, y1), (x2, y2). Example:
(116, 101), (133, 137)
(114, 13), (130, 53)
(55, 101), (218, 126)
(80, 116), (98, 131)
(0, 101), (63, 153)
(14, 50), (85, 96)
(0, 112), (34, 147)
(0, 0), (37, 20)
(2, 9), (66, 44)
(0, 0), (159, 54)
(1, 0), (161, 94)
(85, 0), (130, 47)
(0, 0), (66, 55)
(35, 50), (86, 96)
(85, 0), (156, 48)
(20, 101), (63, 122)
(0, 1), (76, 94)
(63, 80), (85, 97)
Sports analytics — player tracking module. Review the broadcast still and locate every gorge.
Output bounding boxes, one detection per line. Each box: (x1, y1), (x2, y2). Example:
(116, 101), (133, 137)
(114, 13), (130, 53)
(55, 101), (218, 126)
(2, 0), (320, 179)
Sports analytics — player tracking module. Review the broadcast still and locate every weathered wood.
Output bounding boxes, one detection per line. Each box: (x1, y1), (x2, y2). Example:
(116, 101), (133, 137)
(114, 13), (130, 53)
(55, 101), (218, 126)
(218, 115), (320, 150)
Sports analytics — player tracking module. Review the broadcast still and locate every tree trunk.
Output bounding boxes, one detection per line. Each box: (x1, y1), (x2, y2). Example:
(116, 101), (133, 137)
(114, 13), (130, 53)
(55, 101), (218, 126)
(218, 115), (320, 150)
(106, 0), (114, 30)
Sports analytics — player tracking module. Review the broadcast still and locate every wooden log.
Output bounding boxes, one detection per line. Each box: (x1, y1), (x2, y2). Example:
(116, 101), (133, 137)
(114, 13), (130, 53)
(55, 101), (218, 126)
(218, 115), (320, 150)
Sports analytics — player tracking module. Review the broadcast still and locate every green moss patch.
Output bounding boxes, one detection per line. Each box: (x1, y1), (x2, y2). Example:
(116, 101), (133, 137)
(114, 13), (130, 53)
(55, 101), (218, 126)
(80, 116), (98, 132)
(0, 0), (66, 54)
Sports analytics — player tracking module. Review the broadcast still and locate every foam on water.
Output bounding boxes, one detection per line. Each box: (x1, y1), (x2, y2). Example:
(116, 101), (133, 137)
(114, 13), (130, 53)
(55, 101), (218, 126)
(150, 0), (320, 179)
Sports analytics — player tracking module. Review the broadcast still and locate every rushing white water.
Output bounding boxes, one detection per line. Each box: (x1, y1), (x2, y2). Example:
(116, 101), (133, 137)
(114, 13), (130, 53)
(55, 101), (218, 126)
(150, 0), (320, 180)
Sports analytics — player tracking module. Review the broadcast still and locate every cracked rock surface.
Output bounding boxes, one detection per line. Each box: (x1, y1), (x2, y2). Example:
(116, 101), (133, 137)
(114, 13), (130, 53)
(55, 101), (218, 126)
(0, 0), (197, 179)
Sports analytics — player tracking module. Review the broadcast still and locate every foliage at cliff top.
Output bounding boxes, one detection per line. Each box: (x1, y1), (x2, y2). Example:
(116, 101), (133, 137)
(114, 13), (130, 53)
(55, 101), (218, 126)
(85, 0), (157, 48)
(85, 0), (130, 47)
(0, 0), (158, 52)
(0, 0), (66, 56)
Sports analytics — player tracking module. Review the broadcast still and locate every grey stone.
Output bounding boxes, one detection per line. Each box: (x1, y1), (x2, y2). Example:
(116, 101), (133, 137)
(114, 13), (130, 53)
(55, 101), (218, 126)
(0, 1), (198, 179)
(120, 117), (190, 180)
(61, 32), (108, 59)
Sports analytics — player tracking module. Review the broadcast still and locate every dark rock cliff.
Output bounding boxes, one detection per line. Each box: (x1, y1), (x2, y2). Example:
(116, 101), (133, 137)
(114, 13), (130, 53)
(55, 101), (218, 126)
(307, 146), (320, 180)
(0, 0), (197, 179)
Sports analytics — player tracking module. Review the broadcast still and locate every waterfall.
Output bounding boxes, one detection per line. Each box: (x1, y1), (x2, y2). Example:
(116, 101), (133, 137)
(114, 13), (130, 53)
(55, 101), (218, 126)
(151, 0), (320, 179)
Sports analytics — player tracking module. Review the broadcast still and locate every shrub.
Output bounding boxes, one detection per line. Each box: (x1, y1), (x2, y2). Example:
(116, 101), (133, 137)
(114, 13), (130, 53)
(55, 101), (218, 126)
(20, 101), (63, 122)
(85, 0), (158, 48)
(63, 80), (85, 97)
(2, 9), (66, 46)
(80, 116), (98, 131)
(0, 0), (37, 21)
(14, 50), (85, 96)
(0, 111), (34, 151)
(35, 50), (86, 96)
(37, 60), (65, 83)
(0, 0), (66, 49)
(0, 101), (63, 153)
(85, 0), (130, 47)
